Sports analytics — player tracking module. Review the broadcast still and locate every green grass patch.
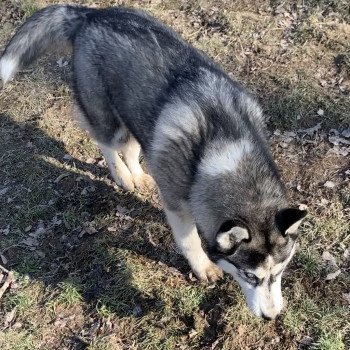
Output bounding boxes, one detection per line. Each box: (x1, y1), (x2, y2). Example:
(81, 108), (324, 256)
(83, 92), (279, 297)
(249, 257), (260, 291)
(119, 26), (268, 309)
(284, 298), (349, 348)
(295, 249), (322, 277)
(175, 285), (206, 317)
(0, 331), (37, 350)
(311, 331), (345, 350)
(54, 281), (83, 307)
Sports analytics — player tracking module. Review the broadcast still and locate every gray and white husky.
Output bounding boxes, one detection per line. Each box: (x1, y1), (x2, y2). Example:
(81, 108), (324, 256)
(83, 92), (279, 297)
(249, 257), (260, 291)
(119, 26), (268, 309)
(0, 5), (307, 319)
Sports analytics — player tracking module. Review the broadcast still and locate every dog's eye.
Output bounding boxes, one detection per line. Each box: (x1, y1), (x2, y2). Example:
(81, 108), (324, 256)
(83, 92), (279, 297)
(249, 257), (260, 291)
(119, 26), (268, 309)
(244, 272), (256, 280)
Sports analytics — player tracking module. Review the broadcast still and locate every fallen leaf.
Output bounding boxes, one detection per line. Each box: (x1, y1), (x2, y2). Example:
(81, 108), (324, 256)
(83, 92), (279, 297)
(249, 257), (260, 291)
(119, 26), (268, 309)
(322, 251), (337, 267)
(325, 269), (341, 281)
(329, 146), (350, 157)
(299, 336), (313, 346)
(86, 157), (96, 164)
(31, 222), (46, 237)
(35, 250), (45, 258)
(299, 204), (308, 210)
(343, 246), (350, 260)
(4, 309), (16, 326)
(57, 58), (69, 68)
(116, 205), (131, 215)
(21, 237), (39, 247)
(211, 339), (221, 349)
(298, 123), (322, 136)
(54, 173), (70, 183)
(0, 187), (9, 196)
(329, 129), (339, 136)
(329, 136), (350, 146)
(317, 109), (324, 116)
(284, 131), (297, 138)
(323, 181), (335, 188)
(341, 128), (350, 138)
(132, 305), (142, 317)
(85, 226), (98, 235)
(12, 322), (22, 329)
(0, 225), (10, 235)
(88, 321), (100, 337)
(0, 254), (8, 265)
(342, 292), (350, 304)
(188, 329), (198, 339)
(24, 225), (32, 232)
(54, 317), (68, 328)
(320, 198), (329, 206)
(51, 217), (62, 226)
(63, 154), (73, 160)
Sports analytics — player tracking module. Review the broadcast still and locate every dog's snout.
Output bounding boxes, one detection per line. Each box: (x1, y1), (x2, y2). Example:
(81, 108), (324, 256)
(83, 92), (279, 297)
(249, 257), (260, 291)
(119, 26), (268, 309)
(261, 307), (281, 320)
(262, 313), (272, 321)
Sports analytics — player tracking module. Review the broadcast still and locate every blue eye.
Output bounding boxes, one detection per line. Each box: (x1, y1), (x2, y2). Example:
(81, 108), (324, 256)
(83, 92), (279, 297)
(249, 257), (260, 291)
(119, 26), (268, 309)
(244, 272), (256, 279)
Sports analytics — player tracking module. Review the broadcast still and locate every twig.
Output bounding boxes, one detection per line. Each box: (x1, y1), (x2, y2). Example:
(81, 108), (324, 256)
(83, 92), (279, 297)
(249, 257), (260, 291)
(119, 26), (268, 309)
(0, 270), (14, 299)
(0, 264), (10, 274)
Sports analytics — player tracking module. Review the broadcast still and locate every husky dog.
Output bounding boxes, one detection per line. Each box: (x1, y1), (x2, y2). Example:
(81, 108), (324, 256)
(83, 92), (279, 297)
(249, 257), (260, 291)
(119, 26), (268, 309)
(0, 5), (307, 319)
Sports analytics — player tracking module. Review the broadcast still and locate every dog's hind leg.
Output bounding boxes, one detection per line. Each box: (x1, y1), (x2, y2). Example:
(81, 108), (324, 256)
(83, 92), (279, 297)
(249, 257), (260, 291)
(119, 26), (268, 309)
(121, 136), (155, 191)
(98, 142), (135, 192)
(74, 105), (135, 191)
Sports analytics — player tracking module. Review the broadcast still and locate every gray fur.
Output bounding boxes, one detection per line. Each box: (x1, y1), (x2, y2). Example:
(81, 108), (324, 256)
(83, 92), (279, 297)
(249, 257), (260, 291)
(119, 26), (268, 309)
(0, 5), (307, 318)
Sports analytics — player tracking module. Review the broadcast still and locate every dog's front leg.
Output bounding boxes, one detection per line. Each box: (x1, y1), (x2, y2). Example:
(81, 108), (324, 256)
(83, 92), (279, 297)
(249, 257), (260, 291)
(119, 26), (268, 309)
(165, 209), (223, 282)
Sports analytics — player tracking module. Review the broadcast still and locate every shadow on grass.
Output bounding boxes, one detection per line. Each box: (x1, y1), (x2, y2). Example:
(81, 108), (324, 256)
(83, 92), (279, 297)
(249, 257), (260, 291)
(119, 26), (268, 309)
(0, 113), (181, 319)
(0, 74), (348, 348)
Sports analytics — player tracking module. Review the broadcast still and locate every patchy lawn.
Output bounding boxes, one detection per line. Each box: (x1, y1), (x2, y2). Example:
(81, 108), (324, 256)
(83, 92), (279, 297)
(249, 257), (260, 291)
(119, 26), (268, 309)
(0, 0), (349, 349)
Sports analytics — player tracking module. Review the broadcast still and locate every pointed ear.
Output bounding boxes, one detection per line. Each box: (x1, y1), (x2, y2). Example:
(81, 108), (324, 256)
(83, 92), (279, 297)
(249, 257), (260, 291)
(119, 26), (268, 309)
(276, 208), (307, 235)
(216, 220), (249, 253)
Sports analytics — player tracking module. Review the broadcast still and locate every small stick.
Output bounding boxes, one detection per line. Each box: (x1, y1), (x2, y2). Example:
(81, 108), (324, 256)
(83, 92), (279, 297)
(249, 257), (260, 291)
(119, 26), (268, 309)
(0, 270), (14, 299)
(0, 264), (10, 274)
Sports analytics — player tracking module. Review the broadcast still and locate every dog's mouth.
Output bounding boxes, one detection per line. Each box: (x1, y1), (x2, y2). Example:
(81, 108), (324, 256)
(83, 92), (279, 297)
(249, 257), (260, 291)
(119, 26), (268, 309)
(216, 257), (286, 319)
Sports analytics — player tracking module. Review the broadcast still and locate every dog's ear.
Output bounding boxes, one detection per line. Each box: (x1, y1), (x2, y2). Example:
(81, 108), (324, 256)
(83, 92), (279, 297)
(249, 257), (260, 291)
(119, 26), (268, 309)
(216, 220), (249, 253)
(276, 208), (307, 235)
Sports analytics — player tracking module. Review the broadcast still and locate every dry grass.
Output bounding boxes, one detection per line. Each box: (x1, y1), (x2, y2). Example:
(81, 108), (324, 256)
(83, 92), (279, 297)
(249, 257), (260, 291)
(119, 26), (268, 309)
(0, 0), (349, 349)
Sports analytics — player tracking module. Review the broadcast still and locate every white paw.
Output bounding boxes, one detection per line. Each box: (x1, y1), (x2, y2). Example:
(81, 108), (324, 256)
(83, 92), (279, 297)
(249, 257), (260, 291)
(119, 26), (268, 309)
(134, 173), (156, 191)
(116, 177), (135, 192)
(193, 261), (223, 283)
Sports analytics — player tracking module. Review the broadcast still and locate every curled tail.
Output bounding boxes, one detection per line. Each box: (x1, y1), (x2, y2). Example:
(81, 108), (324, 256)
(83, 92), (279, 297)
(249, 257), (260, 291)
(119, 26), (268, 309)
(0, 4), (90, 84)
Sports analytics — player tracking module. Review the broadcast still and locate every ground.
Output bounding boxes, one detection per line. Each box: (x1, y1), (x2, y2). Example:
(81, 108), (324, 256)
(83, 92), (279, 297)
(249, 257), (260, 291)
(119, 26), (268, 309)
(0, 0), (349, 349)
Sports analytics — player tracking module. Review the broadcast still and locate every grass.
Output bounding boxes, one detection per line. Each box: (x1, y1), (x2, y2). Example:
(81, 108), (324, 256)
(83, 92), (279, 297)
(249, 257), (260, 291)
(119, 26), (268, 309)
(295, 249), (322, 277)
(312, 332), (345, 350)
(54, 281), (83, 307)
(0, 331), (37, 350)
(0, 0), (349, 349)
(284, 298), (349, 349)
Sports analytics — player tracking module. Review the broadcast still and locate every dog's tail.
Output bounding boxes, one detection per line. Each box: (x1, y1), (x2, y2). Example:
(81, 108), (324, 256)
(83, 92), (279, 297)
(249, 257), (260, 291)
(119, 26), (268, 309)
(0, 5), (91, 84)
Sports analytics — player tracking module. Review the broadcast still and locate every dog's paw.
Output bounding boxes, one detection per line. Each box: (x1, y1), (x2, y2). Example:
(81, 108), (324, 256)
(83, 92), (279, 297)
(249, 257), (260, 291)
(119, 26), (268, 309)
(116, 177), (135, 192)
(195, 262), (223, 283)
(134, 173), (156, 192)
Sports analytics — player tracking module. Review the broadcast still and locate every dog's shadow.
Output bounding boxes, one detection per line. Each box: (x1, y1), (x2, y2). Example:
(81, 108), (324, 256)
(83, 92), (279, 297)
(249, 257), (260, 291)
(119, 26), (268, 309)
(0, 113), (189, 320)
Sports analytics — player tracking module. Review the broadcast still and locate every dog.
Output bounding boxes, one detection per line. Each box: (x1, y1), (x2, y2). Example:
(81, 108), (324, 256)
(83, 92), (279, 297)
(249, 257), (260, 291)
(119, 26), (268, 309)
(0, 5), (307, 319)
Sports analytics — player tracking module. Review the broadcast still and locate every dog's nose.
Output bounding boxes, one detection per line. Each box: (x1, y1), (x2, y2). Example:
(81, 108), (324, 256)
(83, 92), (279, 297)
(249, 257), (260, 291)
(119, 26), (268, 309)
(262, 313), (272, 321)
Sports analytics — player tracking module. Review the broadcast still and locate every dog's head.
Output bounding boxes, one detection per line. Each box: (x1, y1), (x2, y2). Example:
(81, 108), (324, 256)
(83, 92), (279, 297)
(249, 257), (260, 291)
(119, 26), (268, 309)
(212, 208), (307, 319)
(190, 138), (307, 318)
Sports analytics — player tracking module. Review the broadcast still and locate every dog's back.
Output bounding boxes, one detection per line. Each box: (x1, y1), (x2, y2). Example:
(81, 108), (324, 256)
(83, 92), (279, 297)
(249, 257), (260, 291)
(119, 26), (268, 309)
(73, 7), (220, 147)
